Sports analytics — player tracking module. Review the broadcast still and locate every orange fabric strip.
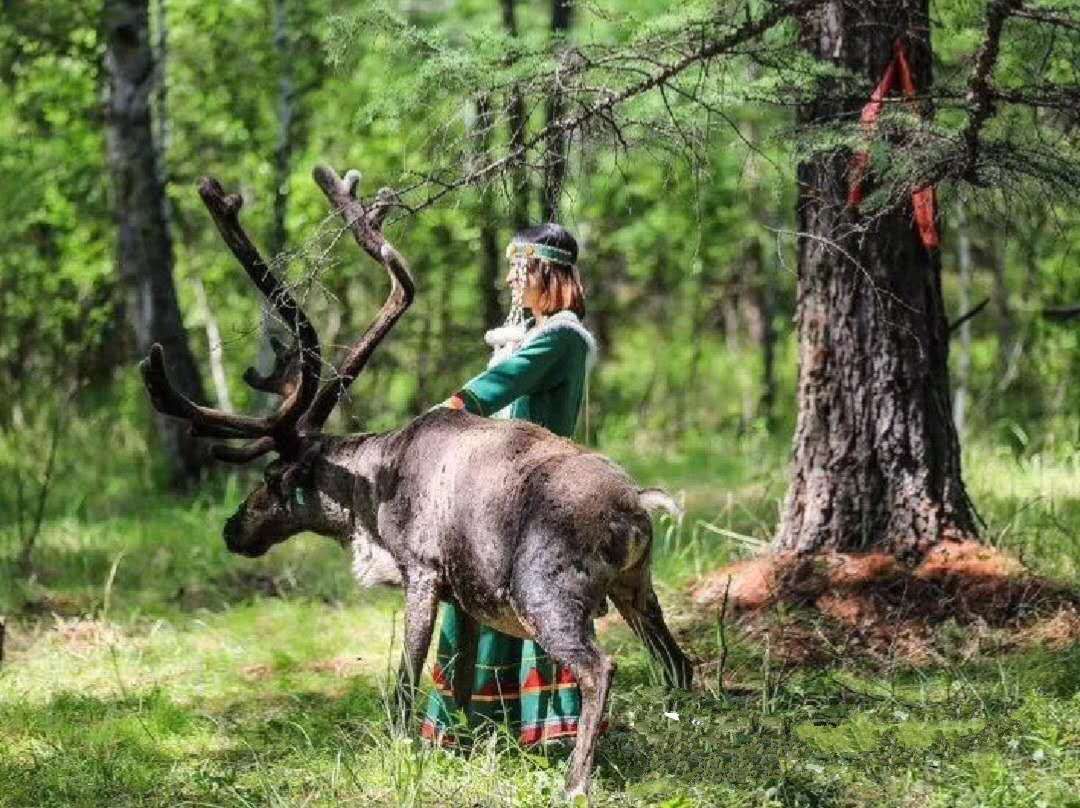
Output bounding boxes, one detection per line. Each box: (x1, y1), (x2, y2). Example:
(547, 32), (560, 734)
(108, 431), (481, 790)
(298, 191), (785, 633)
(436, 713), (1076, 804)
(847, 39), (940, 250)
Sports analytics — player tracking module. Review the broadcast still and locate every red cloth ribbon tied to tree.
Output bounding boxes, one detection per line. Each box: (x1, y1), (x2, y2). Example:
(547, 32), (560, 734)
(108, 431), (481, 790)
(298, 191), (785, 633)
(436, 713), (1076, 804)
(848, 39), (940, 250)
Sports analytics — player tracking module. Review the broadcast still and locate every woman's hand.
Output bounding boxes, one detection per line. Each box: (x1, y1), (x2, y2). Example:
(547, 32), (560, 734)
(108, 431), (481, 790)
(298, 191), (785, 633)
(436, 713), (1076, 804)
(426, 395), (465, 413)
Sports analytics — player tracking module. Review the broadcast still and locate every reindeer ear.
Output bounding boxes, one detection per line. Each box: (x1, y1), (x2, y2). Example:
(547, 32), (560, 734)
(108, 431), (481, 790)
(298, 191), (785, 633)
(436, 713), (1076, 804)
(263, 459), (290, 504)
(263, 444), (319, 506)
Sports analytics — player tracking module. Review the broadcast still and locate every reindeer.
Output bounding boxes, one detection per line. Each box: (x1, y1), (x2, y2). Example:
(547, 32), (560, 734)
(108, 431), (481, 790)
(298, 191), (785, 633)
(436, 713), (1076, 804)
(140, 165), (694, 801)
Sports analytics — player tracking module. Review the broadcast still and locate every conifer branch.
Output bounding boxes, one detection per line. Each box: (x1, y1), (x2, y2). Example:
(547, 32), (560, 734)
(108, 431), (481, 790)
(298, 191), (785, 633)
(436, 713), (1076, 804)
(960, 0), (1023, 182)
(401, 0), (824, 215)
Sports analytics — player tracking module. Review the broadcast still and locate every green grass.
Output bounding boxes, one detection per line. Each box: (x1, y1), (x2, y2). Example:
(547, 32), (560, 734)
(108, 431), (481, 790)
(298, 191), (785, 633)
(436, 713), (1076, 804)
(1, 442), (1079, 807)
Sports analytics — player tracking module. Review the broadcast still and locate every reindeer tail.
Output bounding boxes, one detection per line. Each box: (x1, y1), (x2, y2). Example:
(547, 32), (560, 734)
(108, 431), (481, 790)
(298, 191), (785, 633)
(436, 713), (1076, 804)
(637, 487), (683, 520)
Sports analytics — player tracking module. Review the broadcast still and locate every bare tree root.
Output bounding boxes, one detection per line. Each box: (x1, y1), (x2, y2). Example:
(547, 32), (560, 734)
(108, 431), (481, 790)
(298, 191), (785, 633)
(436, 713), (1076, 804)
(692, 542), (1080, 667)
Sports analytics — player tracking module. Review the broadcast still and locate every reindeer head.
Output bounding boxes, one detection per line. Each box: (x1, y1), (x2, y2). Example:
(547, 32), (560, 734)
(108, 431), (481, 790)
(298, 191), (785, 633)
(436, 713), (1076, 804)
(140, 166), (413, 557)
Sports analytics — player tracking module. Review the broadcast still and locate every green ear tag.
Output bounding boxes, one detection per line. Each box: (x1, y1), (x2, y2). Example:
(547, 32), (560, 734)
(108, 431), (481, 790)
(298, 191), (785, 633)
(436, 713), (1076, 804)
(294, 488), (305, 506)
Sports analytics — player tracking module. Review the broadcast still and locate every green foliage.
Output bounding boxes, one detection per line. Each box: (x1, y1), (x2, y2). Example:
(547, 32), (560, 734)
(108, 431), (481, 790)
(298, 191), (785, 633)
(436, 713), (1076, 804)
(0, 8), (115, 410)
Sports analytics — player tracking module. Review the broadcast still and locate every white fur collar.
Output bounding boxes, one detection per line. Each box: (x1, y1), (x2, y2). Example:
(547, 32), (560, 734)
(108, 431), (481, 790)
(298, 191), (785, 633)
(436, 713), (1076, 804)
(484, 310), (598, 371)
(484, 323), (527, 350)
(523, 310), (599, 370)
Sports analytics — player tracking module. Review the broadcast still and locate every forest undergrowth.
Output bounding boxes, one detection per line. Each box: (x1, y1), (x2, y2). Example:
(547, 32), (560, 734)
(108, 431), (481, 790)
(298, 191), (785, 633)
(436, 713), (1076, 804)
(1, 442), (1078, 807)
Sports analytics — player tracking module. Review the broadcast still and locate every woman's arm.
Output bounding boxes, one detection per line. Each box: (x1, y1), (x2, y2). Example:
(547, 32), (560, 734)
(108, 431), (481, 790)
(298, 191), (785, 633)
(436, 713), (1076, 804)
(453, 329), (576, 416)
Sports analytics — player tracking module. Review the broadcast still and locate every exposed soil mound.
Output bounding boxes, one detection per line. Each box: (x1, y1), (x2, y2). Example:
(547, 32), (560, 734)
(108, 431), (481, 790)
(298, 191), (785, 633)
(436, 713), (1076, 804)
(691, 541), (1080, 666)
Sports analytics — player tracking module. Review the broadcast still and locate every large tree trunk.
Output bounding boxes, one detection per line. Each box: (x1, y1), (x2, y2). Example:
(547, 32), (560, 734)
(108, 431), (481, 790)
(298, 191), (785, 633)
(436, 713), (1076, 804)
(775, 0), (977, 556)
(104, 0), (206, 486)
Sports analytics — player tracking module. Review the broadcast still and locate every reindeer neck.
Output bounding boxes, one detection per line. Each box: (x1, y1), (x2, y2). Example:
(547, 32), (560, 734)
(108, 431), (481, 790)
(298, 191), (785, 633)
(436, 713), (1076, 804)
(298, 434), (383, 541)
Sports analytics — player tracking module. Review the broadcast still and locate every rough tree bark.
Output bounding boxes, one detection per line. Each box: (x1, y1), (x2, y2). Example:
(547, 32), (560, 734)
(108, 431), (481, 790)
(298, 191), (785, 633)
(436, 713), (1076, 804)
(775, 0), (978, 556)
(104, 0), (206, 486)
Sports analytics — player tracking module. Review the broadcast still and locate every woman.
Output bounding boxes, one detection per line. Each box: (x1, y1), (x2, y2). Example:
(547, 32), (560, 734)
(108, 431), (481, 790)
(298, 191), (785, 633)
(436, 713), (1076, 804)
(421, 222), (598, 747)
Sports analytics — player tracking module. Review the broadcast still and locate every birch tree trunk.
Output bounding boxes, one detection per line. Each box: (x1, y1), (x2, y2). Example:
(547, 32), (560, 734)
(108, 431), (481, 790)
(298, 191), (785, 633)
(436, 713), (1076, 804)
(775, 0), (977, 556)
(250, 0), (299, 406)
(989, 233), (1014, 379)
(105, 0), (206, 486)
(191, 277), (233, 410)
(475, 95), (502, 329)
(953, 203), (973, 438)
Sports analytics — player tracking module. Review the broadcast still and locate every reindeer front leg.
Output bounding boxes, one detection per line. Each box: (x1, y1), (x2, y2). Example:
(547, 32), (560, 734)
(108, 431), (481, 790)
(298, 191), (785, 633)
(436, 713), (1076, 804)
(393, 571), (440, 728)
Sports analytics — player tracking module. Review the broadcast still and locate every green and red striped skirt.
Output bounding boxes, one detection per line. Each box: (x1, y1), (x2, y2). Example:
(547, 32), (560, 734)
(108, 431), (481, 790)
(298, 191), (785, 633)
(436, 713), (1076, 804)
(421, 602), (584, 745)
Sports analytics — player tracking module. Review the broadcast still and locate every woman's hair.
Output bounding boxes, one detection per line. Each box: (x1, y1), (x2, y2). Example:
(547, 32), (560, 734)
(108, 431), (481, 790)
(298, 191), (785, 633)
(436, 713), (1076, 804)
(515, 223), (586, 318)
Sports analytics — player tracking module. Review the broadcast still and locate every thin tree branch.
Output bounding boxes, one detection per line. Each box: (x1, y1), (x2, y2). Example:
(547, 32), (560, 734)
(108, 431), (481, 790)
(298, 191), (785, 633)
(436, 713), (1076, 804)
(949, 297), (990, 335)
(960, 0), (1023, 180)
(1043, 304), (1080, 322)
(1013, 5), (1080, 31)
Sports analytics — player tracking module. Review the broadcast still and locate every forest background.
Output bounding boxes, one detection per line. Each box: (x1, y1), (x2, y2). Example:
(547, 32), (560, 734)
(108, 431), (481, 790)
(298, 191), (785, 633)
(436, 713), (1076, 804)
(4, 0), (1080, 503)
(2, 0), (1080, 806)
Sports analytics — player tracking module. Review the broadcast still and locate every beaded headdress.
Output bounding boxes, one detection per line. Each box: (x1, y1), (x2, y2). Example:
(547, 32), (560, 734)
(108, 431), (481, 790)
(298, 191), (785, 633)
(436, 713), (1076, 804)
(504, 241), (574, 265)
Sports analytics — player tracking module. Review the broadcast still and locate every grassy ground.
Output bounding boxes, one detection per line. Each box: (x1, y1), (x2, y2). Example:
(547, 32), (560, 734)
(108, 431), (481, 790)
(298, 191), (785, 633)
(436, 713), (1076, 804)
(1, 442), (1079, 807)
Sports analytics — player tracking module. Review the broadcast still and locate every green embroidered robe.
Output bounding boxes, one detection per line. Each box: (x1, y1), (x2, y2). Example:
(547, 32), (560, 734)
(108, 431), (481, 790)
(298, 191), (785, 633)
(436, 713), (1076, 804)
(421, 310), (596, 746)
(456, 319), (591, 435)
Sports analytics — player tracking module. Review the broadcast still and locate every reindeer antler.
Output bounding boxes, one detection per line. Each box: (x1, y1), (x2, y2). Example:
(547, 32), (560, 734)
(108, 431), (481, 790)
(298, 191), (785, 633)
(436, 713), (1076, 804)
(243, 336), (299, 398)
(301, 165), (415, 431)
(139, 177), (322, 461)
(139, 166), (415, 464)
